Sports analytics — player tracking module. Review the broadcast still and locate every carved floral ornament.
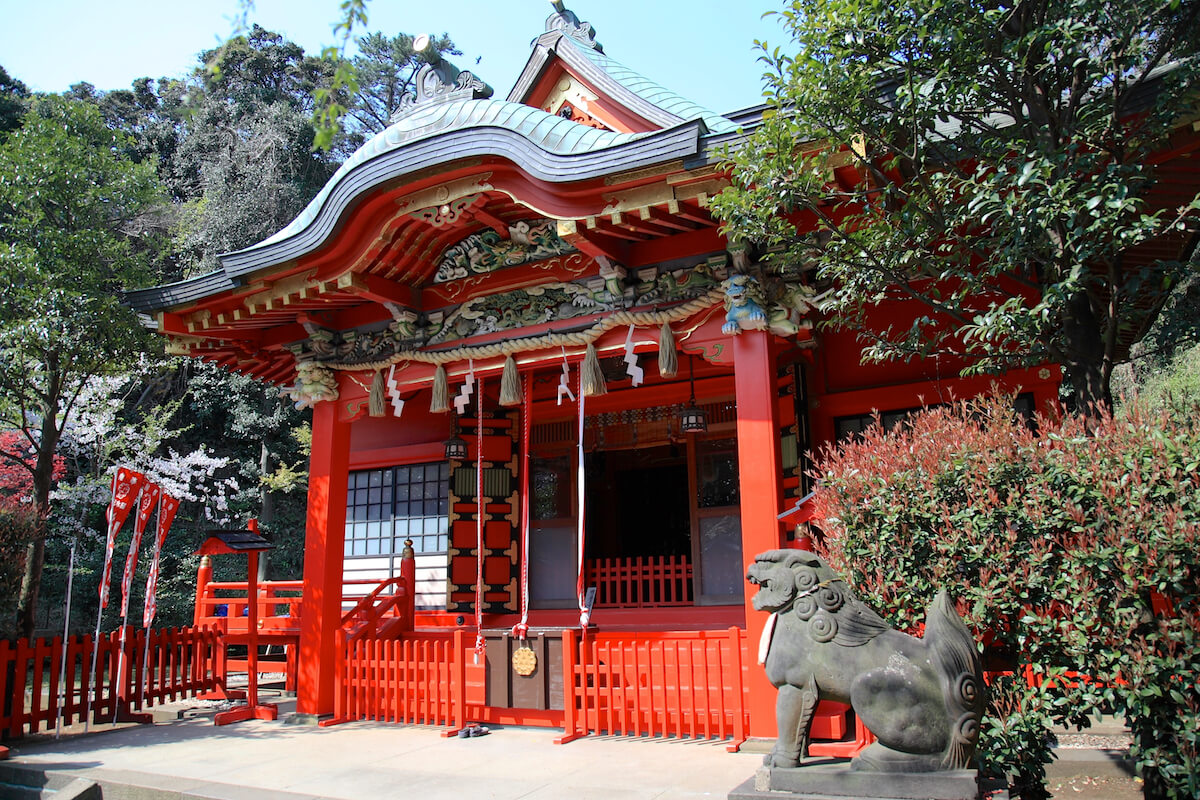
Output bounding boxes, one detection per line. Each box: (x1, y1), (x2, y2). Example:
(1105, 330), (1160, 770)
(546, 1), (604, 52)
(275, 257), (815, 399)
(433, 218), (578, 283)
(281, 362), (339, 410)
(391, 59), (493, 122)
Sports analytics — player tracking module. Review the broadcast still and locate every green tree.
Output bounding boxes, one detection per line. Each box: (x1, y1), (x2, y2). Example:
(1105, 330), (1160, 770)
(172, 26), (342, 273)
(713, 0), (1200, 412)
(0, 65), (29, 138)
(0, 97), (166, 638)
(344, 32), (458, 139)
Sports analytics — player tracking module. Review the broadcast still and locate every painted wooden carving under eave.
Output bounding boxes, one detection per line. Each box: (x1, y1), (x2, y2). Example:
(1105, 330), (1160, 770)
(434, 218), (578, 283)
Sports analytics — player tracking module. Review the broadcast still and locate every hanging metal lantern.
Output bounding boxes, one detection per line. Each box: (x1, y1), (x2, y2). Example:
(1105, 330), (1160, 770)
(679, 355), (708, 434)
(444, 434), (468, 461)
(679, 402), (708, 434)
(445, 410), (469, 460)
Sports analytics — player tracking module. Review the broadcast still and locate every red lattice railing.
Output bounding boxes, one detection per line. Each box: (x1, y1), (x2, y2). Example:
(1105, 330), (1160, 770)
(585, 555), (694, 608)
(324, 630), (466, 730)
(559, 627), (748, 747)
(0, 626), (224, 739)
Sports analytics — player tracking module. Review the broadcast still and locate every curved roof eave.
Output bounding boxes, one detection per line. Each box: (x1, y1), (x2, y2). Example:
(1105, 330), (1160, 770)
(123, 270), (239, 315)
(217, 119), (707, 280)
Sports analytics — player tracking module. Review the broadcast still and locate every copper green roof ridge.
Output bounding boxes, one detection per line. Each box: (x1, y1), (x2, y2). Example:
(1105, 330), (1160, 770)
(563, 38), (737, 136)
(255, 98), (648, 249)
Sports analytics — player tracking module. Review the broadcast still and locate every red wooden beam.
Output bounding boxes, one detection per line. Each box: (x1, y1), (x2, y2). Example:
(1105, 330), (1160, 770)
(643, 205), (698, 232)
(468, 207), (511, 237)
(671, 199), (714, 226)
(559, 222), (629, 263)
(335, 272), (419, 308)
(588, 216), (650, 242)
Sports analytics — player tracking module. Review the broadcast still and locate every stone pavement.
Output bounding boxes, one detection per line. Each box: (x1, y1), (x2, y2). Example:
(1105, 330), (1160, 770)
(5, 696), (761, 800)
(0, 692), (1140, 800)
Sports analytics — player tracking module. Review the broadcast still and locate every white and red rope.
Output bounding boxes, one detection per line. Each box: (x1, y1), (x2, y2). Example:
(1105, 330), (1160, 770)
(575, 366), (589, 630)
(474, 375), (486, 662)
(512, 370), (533, 640)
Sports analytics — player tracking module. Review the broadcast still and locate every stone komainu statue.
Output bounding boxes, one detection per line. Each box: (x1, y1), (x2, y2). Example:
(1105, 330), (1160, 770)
(747, 549), (984, 773)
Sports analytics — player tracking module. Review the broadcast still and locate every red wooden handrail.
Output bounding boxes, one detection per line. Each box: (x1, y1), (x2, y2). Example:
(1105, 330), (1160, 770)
(584, 555), (694, 608)
(341, 576), (415, 641)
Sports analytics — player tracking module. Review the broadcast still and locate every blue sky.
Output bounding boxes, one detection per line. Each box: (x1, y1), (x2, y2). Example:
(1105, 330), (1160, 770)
(0, 0), (788, 115)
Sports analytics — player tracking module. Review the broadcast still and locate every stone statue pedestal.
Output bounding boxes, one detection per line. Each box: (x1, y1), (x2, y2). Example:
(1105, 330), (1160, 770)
(728, 760), (986, 800)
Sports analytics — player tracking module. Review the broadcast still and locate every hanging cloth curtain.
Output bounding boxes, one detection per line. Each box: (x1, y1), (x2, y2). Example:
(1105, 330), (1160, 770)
(512, 370), (533, 640)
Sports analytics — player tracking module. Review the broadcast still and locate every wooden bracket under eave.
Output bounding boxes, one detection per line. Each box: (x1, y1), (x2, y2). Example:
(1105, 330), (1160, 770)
(556, 219), (629, 263)
(335, 272), (420, 308)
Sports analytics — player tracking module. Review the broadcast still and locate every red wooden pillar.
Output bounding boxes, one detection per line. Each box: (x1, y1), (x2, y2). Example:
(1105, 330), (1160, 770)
(297, 398), (351, 716)
(732, 330), (785, 739)
(193, 556), (212, 626)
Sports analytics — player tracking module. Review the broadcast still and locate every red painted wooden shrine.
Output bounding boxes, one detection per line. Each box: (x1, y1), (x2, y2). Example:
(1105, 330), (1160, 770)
(126, 4), (1199, 747)
(195, 525), (279, 724)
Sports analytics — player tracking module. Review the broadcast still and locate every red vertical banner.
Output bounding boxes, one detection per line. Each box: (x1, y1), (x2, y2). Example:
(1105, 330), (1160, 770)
(119, 482), (160, 617)
(142, 493), (180, 628)
(98, 468), (145, 609)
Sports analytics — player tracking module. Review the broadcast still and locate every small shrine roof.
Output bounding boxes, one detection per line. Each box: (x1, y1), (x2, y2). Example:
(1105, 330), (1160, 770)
(195, 530), (274, 555)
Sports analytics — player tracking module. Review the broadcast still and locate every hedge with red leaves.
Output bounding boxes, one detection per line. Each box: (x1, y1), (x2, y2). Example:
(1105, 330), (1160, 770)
(813, 399), (1200, 799)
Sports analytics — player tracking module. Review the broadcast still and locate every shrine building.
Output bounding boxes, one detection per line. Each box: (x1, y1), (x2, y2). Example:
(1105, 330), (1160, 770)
(126, 5), (1064, 742)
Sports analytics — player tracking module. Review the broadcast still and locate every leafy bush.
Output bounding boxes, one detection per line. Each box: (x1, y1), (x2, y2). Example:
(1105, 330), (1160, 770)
(811, 398), (1200, 799)
(1124, 342), (1200, 419)
(0, 506), (36, 638)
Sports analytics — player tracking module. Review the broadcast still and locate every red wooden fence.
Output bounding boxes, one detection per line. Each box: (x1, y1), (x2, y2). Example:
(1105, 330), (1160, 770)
(324, 630), (466, 730)
(0, 626), (224, 739)
(559, 628), (748, 748)
(585, 555), (694, 608)
(323, 627), (749, 747)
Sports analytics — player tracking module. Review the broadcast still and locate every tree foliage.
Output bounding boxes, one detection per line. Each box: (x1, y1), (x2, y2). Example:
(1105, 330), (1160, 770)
(0, 65), (29, 139)
(173, 26), (344, 273)
(0, 430), (65, 511)
(0, 96), (167, 636)
(812, 399), (1200, 798)
(343, 32), (459, 140)
(714, 0), (1200, 412)
(0, 22), (446, 633)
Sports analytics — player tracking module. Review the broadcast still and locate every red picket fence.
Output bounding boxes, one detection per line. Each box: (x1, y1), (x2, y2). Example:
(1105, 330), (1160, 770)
(324, 630), (466, 730)
(585, 555), (694, 608)
(323, 627), (749, 747)
(0, 626), (224, 739)
(560, 627), (749, 747)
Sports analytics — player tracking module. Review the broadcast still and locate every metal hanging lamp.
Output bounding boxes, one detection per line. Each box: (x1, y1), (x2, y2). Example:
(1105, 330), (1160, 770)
(679, 355), (708, 434)
(444, 414), (468, 460)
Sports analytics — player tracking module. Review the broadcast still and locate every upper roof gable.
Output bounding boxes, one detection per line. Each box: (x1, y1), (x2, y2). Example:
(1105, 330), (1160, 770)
(124, 3), (736, 319)
(508, 3), (736, 137)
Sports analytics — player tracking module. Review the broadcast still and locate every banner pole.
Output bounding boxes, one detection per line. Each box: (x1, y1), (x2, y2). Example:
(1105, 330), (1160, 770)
(85, 598), (103, 733)
(112, 615), (129, 725)
(54, 537), (76, 739)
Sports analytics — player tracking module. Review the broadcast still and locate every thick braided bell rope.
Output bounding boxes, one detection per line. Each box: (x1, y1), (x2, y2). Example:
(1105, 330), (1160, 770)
(322, 288), (725, 372)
